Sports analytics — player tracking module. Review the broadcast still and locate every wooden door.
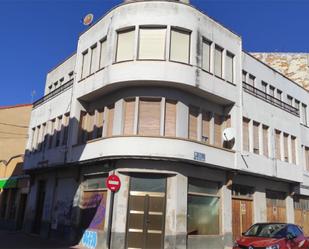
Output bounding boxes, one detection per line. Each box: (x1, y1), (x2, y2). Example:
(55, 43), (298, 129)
(232, 198), (253, 241)
(266, 191), (286, 223)
(295, 208), (309, 236)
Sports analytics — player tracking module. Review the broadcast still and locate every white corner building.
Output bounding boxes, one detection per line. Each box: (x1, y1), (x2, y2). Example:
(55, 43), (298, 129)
(23, 1), (309, 248)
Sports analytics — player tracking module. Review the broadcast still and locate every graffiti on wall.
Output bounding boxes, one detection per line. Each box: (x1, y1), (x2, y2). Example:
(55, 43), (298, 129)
(81, 230), (97, 249)
(80, 191), (107, 231)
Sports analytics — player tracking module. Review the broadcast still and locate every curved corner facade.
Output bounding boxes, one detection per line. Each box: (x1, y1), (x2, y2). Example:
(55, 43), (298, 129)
(22, 1), (309, 249)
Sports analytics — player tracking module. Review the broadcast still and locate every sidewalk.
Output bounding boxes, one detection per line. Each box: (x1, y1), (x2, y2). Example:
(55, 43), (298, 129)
(0, 229), (81, 249)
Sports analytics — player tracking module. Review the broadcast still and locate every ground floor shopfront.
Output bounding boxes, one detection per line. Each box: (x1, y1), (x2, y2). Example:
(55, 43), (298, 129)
(23, 159), (309, 249)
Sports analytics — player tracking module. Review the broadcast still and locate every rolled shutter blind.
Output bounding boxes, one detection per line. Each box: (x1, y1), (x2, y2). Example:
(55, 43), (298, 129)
(170, 29), (190, 64)
(291, 136), (296, 164)
(263, 126), (269, 157)
(225, 52), (233, 82)
(116, 29), (135, 62)
(275, 130), (281, 160)
(243, 118), (249, 151)
(139, 28), (166, 60)
(202, 40), (211, 71)
(214, 46), (222, 77)
(90, 45), (98, 74)
(82, 51), (90, 79)
(189, 106), (198, 140)
(106, 105), (114, 137)
(138, 98), (161, 136)
(202, 110), (211, 144)
(214, 114), (222, 147)
(253, 122), (259, 154)
(164, 100), (176, 137)
(100, 39), (107, 68)
(123, 98), (135, 135)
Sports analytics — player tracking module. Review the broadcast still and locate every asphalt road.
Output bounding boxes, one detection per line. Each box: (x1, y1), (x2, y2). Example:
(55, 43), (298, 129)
(0, 230), (80, 249)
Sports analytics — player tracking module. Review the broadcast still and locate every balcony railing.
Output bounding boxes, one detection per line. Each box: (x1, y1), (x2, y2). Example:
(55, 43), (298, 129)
(243, 82), (299, 116)
(33, 79), (74, 109)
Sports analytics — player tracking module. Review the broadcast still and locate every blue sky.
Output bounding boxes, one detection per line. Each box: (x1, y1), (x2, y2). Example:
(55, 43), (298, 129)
(0, 0), (308, 106)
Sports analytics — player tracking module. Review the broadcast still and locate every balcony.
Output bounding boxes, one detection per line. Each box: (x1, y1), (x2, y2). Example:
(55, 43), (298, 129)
(33, 79), (73, 109)
(243, 82), (299, 116)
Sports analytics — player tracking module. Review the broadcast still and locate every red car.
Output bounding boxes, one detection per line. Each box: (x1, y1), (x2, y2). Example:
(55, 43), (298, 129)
(233, 223), (309, 249)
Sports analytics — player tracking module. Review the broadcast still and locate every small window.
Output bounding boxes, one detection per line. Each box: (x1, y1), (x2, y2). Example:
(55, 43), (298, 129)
(225, 51), (234, 83)
(138, 27), (166, 60)
(276, 90), (282, 101)
(275, 129), (281, 160)
(138, 98), (161, 136)
(116, 28), (135, 62)
(54, 81), (58, 88)
(261, 81), (267, 93)
(269, 85), (275, 97)
(294, 100), (300, 110)
(243, 117), (250, 151)
(214, 45), (223, 78)
(283, 133), (289, 162)
(248, 74), (255, 87)
(90, 44), (98, 74)
(188, 105), (199, 140)
(170, 28), (190, 64)
(99, 38), (107, 68)
(187, 178), (220, 235)
(123, 98), (136, 135)
(202, 38), (211, 72)
(302, 104), (307, 125)
(48, 85), (53, 93)
(81, 50), (90, 79)
(242, 70), (247, 83)
(287, 95), (293, 106)
(253, 121), (259, 154)
(262, 125), (269, 157)
(68, 71), (74, 79)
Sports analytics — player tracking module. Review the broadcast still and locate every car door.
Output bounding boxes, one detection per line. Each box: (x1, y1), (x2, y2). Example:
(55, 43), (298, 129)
(287, 225), (306, 249)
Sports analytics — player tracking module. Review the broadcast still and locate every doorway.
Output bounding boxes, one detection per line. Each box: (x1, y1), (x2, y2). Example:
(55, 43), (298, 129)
(33, 180), (46, 234)
(125, 174), (166, 249)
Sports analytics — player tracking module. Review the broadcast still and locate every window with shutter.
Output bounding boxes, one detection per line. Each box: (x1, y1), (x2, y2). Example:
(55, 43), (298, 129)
(138, 27), (166, 60)
(291, 136), (296, 164)
(116, 28), (135, 62)
(305, 147), (309, 171)
(214, 45), (223, 78)
(164, 100), (177, 137)
(138, 98), (161, 136)
(81, 50), (90, 79)
(226, 51), (234, 83)
(262, 125), (269, 157)
(202, 39), (211, 72)
(275, 130), (281, 160)
(170, 28), (190, 64)
(78, 112), (87, 144)
(106, 105), (114, 137)
(202, 110), (211, 144)
(99, 38), (107, 69)
(243, 118), (250, 151)
(214, 114), (222, 147)
(95, 109), (104, 139)
(283, 133), (289, 162)
(90, 44), (98, 74)
(123, 98), (136, 135)
(253, 122), (259, 154)
(189, 106), (199, 140)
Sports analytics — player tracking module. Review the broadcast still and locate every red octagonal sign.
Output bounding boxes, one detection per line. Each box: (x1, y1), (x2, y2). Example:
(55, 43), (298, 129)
(106, 174), (121, 192)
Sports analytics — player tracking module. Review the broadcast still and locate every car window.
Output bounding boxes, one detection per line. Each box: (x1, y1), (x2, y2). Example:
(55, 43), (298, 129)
(290, 225), (302, 237)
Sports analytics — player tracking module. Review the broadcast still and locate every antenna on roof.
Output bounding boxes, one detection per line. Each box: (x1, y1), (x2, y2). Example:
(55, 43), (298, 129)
(31, 90), (36, 103)
(83, 13), (94, 26)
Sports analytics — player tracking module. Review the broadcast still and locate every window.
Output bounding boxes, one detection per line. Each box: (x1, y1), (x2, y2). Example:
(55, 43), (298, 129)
(49, 119), (56, 148)
(81, 50), (90, 79)
(243, 118), (250, 151)
(138, 98), (161, 136)
(95, 108), (104, 139)
(42, 123), (48, 150)
(99, 38), (107, 68)
(123, 98), (136, 135)
(242, 70), (247, 83)
(59, 77), (64, 85)
(170, 28), (190, 64)
(262, 125), (269, 157)
(275, 129), (281, 160)
(302, 104), (307, 125)
(54, 81), (58, 89)
(305, 146), (309, 171)
(291, 136), (296, 164)
(116, 28), (135, 62)
(138, 27), (166, 60)
(164, 100), (177, 137)
(294, 100), (300, 111)
(225, 51), (234, 83)
(287, 95), (293, 106)
(248, 74), (255, 87)
(187, 178), (220, 235)
(90, 44), (98, 74)
(253, 121), (259, 154)
(86, 112), (95, 141)
(78, 112), (87, 144)
(62, 113), (69, 145)
(48, 85), (53, 93)
(189, 106), (199, 140)
(214, 45), (223, 77)
(269, 85), (275, 97)
(214, 114), (223, 147)
(106, 104), (115, 137)
(283, 133), (289, 162)
(202, 110), (211, 144)
(202, 38), (211, 72)
(55, 116), (62, 147)
(261, 81), (267, 93)
(276, 90), (282, 101)
(68, 71), (74, 79)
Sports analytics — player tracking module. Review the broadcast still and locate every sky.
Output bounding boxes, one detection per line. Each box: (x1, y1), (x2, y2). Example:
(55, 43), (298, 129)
(1, 0), (309, 106)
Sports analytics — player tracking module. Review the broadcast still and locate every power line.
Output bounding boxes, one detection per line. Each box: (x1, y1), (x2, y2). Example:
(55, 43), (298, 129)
(0, 122), (28, 128)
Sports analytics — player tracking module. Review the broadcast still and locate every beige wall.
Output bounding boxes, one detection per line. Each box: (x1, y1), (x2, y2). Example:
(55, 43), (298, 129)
(0, 104), (32, 162)
(0, 156), (23, 179)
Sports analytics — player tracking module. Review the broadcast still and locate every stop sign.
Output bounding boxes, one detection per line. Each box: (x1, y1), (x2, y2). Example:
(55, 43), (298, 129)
(106, 174), (121, 192)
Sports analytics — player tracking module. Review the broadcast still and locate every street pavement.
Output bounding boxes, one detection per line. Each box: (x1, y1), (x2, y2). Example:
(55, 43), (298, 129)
(0, 229), (81, 249)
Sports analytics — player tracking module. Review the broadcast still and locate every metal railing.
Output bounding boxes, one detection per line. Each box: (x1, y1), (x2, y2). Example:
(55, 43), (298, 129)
(243, 82), (299, 116)
(33, 79), (74, 109)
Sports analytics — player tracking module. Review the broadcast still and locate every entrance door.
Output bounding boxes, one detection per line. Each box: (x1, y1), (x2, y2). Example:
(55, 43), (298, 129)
(232, 198), (253, 241)
(16, 194), (27, 230)
(266, 190), (286, 222)
(33, 180), (46, 234)
(126, 174), (166, 249)
(294, 197), (309, 236)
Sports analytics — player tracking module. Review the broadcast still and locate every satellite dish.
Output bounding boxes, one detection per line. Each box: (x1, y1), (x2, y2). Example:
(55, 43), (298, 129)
(222, 127), (236, 141)
(83, 13), (94, 26)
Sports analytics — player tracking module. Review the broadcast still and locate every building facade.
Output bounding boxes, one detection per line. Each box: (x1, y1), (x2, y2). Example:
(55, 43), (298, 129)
(0, 104), (31, 230)
(23, 1), (309, 249)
